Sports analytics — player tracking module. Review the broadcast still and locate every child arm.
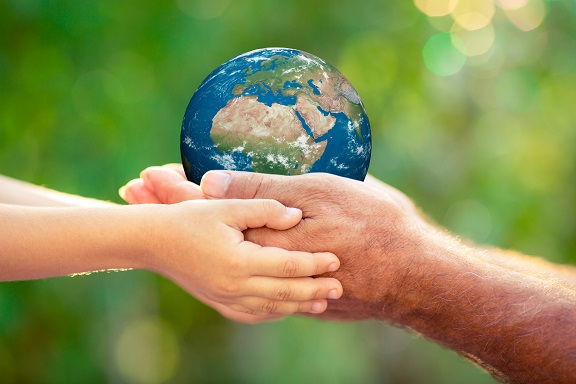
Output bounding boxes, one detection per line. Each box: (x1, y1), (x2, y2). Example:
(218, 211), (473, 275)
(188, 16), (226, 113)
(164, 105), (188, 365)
(0, 199), (342, 317)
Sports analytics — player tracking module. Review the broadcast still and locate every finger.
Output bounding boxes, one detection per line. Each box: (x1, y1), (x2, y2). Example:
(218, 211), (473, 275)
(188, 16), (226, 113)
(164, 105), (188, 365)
(229, 298), (330, 315)
(162, 163), (187, 178)
(244, 227), (296, 249)
(203, 297), (285, 324)
(242, 244), (339, 277)
(201, 170), (310, 206)
(140, 166), (187, 191)
(141, 166), (204, 204)
(245, 276), (343, 301)
(227, 199), (302, 231)
(119, 179), (162, 204)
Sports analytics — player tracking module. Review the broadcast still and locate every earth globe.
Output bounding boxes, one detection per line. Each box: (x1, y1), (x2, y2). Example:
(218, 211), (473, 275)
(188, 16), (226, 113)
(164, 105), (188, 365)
(181, 47), (372, 184)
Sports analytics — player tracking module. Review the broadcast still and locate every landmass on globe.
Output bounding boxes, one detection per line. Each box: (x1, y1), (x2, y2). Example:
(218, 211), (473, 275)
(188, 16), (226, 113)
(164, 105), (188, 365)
(181, 48), (371, 183)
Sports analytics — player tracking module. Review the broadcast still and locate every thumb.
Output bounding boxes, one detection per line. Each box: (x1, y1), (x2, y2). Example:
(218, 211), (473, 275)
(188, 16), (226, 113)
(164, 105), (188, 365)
(200, 171), (301, 204)
(141, 166), (205, 204)
(227, 199), (302, 231)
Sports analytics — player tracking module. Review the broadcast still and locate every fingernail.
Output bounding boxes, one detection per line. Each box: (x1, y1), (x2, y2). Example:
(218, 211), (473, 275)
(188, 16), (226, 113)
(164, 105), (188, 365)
(327, 262), (339, 272)
(201, 171), (231, 198)
(311, 301), (325, 313)
(327, 289), (340, 300)
(118, 186), (126, 199)
(285, 207), (301, 217)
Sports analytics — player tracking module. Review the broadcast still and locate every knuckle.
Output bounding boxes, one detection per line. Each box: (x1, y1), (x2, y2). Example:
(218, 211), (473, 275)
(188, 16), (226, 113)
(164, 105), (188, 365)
(298, 301), (311, 313)
(230, 256), (249, 275)
(165, 186), (180, 204)
(243, 307), (257, 316)
(313, 256), (323, 276)
(253, 177), (266, 199)
(264, 199), (282, 213)
(282, 259), (299, 277)
(261, 300), (279, 313)
(245, 173), (266, 199)
(215, 280), (236, 297)
(275, 285), (294, 301)
(311, 286), (323, 300)
(259, 199), (276, 215)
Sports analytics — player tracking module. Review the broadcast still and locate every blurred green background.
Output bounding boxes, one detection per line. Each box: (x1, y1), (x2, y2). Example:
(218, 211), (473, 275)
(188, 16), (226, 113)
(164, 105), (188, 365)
(1, 0), (575, 382)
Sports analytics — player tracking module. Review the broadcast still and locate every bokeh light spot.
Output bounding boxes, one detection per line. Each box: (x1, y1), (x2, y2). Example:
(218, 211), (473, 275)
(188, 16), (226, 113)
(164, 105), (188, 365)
(423, 33), (467, 76)
(504, 0), (546, 31)
(115, 316), (180, 384)
(414, 0), (458, 17)
(451, 0), (496, 30)
(496, 0), (529, 10)
(451, 23), (495, 57)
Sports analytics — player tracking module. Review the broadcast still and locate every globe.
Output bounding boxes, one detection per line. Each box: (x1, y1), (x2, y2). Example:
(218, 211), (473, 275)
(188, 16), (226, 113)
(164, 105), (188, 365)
(181, 47), (372, 184)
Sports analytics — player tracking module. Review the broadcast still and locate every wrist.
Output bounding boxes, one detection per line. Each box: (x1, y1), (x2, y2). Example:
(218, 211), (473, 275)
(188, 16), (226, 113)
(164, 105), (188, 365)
(113, 204), (163, 271)
(371, 223), (474, 322)
(124, 203), (192, 277)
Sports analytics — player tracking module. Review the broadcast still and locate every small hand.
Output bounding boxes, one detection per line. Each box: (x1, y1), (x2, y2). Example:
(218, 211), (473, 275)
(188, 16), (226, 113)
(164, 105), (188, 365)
(120, 164), (203, 204)
(139, 197), (343, 322)
(121, 165), (290, 323)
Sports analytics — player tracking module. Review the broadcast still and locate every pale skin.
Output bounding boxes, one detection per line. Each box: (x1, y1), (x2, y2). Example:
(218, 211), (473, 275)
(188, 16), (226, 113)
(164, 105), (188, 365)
(121, 164), (576, 384)
(0, 174), (343, 324)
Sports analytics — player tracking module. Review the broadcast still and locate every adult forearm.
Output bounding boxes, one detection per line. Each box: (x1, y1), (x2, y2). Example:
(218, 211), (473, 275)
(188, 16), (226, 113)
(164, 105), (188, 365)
(380, 229), (576, 383)
(177, 169), (576, 379)
(483, 248), (576, 285)
(0, 204), (147, 281)
(0, 175), (114, 207)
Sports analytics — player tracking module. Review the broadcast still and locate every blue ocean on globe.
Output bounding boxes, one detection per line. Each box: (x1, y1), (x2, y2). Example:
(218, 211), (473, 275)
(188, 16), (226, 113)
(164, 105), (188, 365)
(181, 47), (372, 184)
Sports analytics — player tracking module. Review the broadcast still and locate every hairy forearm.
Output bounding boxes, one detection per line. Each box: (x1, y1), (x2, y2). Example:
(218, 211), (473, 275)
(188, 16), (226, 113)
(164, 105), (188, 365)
(0, 175), (114, 207)
(483, 248), (576, 286)
(0, 204), (148, 281)
(379, 228), (576, 383)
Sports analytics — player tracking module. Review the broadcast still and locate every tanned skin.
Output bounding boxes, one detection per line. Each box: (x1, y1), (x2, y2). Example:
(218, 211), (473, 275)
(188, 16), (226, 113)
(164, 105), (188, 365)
(122, 165), (576, 384)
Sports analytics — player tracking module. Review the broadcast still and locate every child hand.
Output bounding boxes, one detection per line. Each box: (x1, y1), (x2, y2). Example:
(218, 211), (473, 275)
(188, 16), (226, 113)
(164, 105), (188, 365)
(139, 198), (342, 319)
(120, 164), (198, 204)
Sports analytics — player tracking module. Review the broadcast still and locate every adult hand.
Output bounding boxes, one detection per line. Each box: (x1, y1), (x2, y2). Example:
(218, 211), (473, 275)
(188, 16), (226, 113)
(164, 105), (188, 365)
(200, 171), (576, 384)
(200, 171), (429, 322)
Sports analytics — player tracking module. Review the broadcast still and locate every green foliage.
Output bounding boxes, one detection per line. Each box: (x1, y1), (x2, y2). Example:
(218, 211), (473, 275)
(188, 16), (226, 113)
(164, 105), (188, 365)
(1, 0), (575, 382)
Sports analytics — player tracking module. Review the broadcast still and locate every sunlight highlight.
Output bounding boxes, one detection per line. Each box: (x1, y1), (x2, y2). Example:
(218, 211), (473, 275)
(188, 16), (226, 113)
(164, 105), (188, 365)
(496, 0), (529, 10)
(451, 23), (495, 57)
(414, 0), (458, 17)
(504, 0), (546, 31)
(451, 0), (495, 30)
(416, 0), (548, 75)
